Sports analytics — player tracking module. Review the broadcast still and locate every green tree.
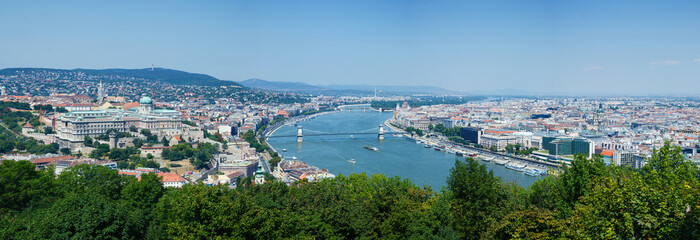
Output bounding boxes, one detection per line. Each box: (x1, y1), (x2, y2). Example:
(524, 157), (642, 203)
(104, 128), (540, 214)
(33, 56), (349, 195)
(484, 207), (565, 240)
(89, 143), (110, 159)
(59, 148), (71, 155)
(447, 158), (508, 239)
(29, 192), (147, 239)
(140, 129), (152, 137)
(161, 136), (169, 146)
(0, 160), (56, 211)
(132, 138), (144, 149)
(57, 164), (128, 199)
(122, 172), (164, 209)
(555, 154), (607, 215)
(83, 136), (93, 147)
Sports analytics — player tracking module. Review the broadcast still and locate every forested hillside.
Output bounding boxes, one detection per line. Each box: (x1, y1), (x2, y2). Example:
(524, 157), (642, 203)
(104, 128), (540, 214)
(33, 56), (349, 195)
(1, 141), (699, 239)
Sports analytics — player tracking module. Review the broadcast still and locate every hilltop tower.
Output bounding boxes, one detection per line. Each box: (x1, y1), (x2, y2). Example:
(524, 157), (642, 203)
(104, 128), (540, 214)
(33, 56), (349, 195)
(97, 81), (105, 103)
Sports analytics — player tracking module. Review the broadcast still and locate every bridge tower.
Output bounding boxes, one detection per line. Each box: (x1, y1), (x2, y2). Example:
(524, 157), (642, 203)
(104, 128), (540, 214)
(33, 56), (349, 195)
(378, 125), (385, 140)
(297, 126), (303, 142)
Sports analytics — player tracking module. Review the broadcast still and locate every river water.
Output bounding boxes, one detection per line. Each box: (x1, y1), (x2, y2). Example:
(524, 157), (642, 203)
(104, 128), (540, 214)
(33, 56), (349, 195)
(267, 107), (541, 190)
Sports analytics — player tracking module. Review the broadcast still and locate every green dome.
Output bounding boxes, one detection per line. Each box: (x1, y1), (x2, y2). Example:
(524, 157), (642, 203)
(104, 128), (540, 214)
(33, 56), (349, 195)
(139, 96), (153, 104)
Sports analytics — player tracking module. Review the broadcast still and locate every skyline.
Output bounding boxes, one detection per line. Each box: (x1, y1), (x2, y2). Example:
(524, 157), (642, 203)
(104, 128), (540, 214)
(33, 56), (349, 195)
(2, 0), (700, 95)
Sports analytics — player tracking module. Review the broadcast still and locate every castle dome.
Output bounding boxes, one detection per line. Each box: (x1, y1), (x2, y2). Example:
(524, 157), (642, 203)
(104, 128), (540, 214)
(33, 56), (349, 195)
(139, 96), (153, 104)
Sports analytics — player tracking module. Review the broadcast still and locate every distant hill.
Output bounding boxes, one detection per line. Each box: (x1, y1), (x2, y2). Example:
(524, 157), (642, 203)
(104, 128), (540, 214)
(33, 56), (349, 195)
(0, 67), (241, 87)
(323, 84), (465, 95)
(239, 78), (466, 96)
(239, 78), (323, 91)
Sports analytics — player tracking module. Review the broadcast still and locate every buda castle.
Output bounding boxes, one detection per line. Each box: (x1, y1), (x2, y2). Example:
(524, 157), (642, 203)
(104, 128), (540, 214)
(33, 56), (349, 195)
(56, 96), (182, 148)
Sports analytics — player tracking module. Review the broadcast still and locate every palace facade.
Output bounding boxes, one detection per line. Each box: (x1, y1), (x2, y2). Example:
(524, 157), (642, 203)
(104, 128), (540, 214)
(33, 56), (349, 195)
(56, 96), (182, 148)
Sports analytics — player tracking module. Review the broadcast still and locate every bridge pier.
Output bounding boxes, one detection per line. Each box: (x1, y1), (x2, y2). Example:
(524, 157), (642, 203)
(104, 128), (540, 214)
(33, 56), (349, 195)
(297, 126), (303, 142)
(378, 125), (385, 140)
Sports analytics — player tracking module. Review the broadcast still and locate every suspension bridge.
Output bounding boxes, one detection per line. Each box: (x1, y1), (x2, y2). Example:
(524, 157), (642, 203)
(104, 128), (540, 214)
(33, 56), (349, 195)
(265, 125), (402, 142)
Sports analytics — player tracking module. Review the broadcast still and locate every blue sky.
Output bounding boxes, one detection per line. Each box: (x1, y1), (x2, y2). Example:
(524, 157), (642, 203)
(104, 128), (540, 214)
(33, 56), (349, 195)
(1, 0), (699, 95)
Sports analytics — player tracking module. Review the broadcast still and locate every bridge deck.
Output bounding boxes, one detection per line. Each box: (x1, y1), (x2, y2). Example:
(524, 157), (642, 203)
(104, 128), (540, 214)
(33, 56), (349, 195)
(267, 132), (389, 138)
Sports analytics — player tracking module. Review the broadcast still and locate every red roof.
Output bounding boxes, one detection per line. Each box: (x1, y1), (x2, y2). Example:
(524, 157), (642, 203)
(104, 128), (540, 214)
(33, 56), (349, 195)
(485, 130), (516, 134)
(23, 123), (34, 128)
(601, 150), (614, 157)
(277, 110), (289, 117)
(141, 146), (171, 150)
(123, 102), (139, 110)
(157, 172), (186, 183)
(31, 155), (75, 164)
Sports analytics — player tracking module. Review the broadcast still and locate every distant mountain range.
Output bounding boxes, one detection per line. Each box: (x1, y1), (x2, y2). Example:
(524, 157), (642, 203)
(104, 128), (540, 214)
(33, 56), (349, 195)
(238, 79), (465, 96)
(0, 68), (241, 87)
(240, 78), (323, 91)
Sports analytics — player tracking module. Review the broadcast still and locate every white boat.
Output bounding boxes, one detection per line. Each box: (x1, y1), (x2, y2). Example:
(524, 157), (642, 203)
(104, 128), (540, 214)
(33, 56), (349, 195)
(446, 148), (457, 154)
(494, 158), (510, 165)
(291, 156), (298, 160)
(481, 156), (492, 162)
(348, 159), (356, 164)
(282, 148), (287, 152)
(525, 168), (542, 177)
(424, 144), (431, 148)
(505, 162), (527, 172)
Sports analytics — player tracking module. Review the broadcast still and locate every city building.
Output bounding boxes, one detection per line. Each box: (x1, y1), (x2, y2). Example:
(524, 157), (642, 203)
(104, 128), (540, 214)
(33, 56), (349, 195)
(543, 136), (594, 158)
(613, 151), (635, 167)
(460, 126), (482, 144)
(55, 96), (182, 148)
(157, 172), (187, 188)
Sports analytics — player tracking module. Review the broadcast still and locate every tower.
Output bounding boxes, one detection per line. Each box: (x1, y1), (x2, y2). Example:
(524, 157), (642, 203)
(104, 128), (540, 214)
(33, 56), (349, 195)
(254, 160), (265, 185)
(139, 95), (154, 114)
(109, 132), (118, 149)
(378, 125), (385, 140)
(394, 102), (399, 119)
(97, 81), (105, 103)
(0, 86), (6, 96)
(594, 103), (604, 127)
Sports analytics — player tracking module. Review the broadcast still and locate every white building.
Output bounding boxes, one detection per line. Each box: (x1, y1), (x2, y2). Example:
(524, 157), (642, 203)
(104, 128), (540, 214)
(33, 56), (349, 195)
(55, 96), (182, 148)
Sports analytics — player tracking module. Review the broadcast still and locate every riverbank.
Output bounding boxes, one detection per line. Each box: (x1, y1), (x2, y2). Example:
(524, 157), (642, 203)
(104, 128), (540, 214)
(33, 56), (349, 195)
(384, 117), (562, 170)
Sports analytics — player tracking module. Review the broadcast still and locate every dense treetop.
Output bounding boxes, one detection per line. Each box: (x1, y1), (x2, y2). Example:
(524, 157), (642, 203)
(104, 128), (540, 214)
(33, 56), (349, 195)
(1, 141), (699, 239)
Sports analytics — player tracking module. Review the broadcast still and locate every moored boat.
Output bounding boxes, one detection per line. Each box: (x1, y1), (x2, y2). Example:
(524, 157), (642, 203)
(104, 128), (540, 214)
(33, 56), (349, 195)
(494, 158), (510, 165)
(525, 168), (542, 176)
(505, 162), (527, 172)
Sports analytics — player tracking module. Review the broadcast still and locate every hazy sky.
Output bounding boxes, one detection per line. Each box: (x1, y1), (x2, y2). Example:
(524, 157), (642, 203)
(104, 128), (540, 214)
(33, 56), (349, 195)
(1, 0), (699, 95)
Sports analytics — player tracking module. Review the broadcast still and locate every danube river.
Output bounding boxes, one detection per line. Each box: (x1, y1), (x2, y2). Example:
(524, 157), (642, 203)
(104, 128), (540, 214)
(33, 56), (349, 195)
(267, 107), (542, 189)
